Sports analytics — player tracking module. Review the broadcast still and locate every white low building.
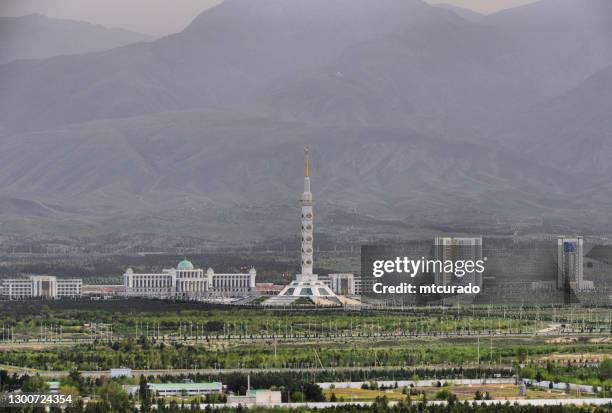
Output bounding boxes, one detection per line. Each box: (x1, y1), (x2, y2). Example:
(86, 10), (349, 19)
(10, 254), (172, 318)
(320, 273), (357, 296)
(110, 368), (133, 378)
(148, 382), (223, 397)
(227, 389), (282, 406)
(123, 260), (256, 298)
(530, 280), (556, 291)
(1, 276), (82, 299)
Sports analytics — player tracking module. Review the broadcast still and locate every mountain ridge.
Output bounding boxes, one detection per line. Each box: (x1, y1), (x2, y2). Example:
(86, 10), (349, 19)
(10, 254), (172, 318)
(502, 64), (612, 176)
(0, 107), (607, 235)
(0, 14), (153, 65)
(1, 0), (612, 238)
(0, 0), (503, 133)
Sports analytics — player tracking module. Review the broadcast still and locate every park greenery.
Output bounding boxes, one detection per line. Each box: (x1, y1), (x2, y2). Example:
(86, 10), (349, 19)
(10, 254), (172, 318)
(0, 300), (609, 343)
(0, 299), (610, 387)
(2, 367), (612, 413)
(518, 358), (612, 387)
(0, 336), (610, 373)
(0, 299), (610, 413)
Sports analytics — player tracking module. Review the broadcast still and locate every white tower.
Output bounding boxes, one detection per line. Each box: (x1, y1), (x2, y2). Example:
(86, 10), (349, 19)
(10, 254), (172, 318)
(264, 145), (338, 305)
(297, 145), (316, 282)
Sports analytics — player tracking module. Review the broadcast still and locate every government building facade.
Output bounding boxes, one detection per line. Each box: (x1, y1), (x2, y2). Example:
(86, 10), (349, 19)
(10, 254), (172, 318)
(123, 260), (256, 298)
(1, 276), (82, 299)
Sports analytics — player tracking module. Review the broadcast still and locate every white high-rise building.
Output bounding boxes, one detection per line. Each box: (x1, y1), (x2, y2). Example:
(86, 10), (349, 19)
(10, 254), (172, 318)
(557, 236), (584, 290)
(433, 237), (483, 289)
(265, 146), (337, 306)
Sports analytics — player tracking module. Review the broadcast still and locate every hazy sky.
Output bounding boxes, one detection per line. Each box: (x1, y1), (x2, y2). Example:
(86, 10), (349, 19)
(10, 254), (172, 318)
(0, 0), (539, 35)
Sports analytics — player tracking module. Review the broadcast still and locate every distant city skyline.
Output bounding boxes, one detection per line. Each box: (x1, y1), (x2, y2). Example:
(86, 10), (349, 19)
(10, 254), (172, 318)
(0, 0), (539, 35)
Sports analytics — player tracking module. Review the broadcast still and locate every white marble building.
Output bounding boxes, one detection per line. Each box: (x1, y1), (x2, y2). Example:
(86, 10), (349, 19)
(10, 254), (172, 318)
(123, 260), (256, 298)
(1, 276), (82, 299)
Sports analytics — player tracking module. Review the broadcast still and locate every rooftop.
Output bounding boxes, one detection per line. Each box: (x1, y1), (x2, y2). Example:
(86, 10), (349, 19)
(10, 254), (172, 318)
(148, 382), (222, 390)
(177, 259), (195, 270)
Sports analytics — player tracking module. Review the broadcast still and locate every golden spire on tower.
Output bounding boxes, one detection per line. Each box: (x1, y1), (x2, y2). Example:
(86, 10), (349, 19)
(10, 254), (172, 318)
(304, 145), (310, 178)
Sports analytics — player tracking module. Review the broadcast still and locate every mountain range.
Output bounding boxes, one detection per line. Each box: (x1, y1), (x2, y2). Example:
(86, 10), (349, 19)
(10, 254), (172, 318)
(0, 14), (153, 65)
(0, 0), (611, 240)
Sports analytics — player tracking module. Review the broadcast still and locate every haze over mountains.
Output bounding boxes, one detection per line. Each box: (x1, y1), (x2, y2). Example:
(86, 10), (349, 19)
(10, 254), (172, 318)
(0, 0), (611, 240)
(504, 64), (612, 175)
(432, 4), (485, 22)
(0, 14), (153, 64)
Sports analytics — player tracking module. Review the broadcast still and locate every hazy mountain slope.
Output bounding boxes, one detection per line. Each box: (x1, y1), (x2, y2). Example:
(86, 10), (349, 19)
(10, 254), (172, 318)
(487, 0), (612, 97)
(265, 16), (525, 136)
(505, 65), (612, 176)
(266, 0), (612, 136)
(432, 3), (486, 22)
(2, 0), (610, 135)
(0, 0), (445, 133)
(1, 0), (612, 237)
(0, 108), (600, 233)
(0, 14), (153, 64)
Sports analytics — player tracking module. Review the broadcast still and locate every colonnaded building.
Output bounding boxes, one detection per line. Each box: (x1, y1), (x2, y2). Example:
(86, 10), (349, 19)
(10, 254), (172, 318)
(123, 260), (256, 298)
(1, 276), (82, 299)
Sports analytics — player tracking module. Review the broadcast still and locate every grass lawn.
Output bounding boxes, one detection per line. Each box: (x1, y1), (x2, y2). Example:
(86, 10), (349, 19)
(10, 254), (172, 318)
(324, 384), (590, 402)
(324, 388), (408, 402)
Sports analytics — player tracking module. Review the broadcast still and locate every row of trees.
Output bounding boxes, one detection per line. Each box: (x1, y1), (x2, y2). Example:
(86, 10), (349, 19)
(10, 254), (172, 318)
(6, 299), (609, 342)
(518, 358), (612, 387)
(1, 337), (609, 371)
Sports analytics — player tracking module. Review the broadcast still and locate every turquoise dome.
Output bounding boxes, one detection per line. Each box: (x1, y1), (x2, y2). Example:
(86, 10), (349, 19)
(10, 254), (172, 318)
(177, 259), (194, 270)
